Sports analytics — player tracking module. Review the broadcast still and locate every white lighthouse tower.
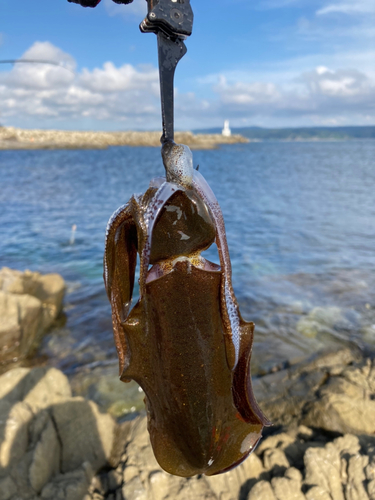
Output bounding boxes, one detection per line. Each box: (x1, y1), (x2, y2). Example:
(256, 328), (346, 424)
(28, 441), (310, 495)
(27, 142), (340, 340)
(222, 120), (232, 137)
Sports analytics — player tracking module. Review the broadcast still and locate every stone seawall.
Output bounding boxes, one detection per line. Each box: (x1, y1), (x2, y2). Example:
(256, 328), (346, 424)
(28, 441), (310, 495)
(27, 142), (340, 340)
(0, 127), (249, 151)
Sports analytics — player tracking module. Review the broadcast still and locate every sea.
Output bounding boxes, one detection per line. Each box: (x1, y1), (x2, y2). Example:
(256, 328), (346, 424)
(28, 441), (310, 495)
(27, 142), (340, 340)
(1, 140), (374, 416)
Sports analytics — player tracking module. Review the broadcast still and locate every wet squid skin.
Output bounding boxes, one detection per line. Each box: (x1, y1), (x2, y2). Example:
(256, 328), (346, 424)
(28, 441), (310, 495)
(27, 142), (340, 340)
(104, 142), (270, 477)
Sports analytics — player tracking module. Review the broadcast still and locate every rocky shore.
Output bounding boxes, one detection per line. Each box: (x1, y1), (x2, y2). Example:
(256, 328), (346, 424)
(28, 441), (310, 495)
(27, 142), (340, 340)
(1, 269), (374, 500)
(0, 127), (249, 151)
(0, 346), (374, 500)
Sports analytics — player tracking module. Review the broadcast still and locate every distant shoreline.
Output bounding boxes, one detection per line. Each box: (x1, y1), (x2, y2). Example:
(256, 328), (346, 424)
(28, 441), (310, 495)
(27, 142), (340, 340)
(0, 127), (249, 151)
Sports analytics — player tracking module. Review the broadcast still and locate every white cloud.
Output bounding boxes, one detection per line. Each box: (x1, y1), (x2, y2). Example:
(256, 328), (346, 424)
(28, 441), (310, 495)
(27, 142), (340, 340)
(79, 62), (159, 94)
(300, 67), (372, 97)
(0, 41), (162, 128)
(214, 77), (280, 106)
(4, 42), (76, 90)
(206, 66), (375, 127)
(1, 41), (374, 130)
(317, 0), (375, 15)
(103, 0), (147, 19)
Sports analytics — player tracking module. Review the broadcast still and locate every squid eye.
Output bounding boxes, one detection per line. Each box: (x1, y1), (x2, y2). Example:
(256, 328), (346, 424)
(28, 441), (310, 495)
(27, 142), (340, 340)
(162, 142), (194, 188)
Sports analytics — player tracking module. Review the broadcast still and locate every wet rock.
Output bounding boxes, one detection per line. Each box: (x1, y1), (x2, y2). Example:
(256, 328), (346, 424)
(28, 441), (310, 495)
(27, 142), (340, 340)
(0, 268), (65, 366)
(70, 365), (145, 418)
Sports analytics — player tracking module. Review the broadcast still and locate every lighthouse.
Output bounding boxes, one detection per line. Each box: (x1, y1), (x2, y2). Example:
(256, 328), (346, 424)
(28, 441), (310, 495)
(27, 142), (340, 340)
(222, 120), (231, 137)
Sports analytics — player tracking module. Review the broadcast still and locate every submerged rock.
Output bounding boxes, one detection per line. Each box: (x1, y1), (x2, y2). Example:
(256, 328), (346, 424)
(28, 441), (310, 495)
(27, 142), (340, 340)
(296, 306), (354, 339)
(0, 267), (65, 367)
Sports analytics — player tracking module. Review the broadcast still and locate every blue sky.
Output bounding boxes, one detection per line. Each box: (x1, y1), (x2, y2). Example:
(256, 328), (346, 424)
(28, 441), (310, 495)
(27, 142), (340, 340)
(0, 0), (374, 130)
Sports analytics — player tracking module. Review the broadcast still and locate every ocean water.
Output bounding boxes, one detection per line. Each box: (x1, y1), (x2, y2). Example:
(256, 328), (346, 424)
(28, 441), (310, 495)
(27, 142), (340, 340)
(1, 141), (374, 414)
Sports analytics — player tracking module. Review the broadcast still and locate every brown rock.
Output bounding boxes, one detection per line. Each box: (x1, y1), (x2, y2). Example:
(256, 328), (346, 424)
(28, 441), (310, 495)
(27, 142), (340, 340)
(0, 268), (66, 366)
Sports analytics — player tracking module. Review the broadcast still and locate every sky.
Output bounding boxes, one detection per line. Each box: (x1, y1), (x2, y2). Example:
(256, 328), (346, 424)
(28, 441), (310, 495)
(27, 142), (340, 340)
(0, 0), (374, 131)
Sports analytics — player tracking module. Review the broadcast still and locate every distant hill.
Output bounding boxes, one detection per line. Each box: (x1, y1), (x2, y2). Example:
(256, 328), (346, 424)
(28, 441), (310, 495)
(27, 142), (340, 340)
(194, 126), (375, 141)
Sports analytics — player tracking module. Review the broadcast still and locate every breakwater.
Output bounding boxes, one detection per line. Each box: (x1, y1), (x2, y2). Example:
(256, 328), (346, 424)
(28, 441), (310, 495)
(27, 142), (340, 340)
(0, 127), (249, 150)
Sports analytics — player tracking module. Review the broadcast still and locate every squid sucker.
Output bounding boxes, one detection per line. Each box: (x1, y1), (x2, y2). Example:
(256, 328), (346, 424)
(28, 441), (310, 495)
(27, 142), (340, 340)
(104, 142), (271, 477)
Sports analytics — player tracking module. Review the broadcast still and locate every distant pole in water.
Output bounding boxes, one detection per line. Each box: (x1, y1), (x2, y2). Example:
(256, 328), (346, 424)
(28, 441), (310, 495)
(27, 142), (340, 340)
(222, 120), (231, 137)
(70, 225), (77, 245)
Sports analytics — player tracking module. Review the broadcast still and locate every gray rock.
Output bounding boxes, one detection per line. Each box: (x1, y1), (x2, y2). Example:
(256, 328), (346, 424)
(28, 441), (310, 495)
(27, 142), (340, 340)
(29, 412), (61, 493)
(40, 462), (94, 500)
(51, 398), (115, 474)
(0, 476), (17, 500)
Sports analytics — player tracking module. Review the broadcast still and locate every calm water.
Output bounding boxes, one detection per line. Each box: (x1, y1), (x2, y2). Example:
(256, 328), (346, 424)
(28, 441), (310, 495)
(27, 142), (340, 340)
(1, 141), (374, 413)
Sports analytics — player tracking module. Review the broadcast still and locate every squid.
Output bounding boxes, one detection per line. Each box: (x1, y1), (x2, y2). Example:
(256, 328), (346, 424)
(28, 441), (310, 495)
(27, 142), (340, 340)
(104, 142), (270, 477)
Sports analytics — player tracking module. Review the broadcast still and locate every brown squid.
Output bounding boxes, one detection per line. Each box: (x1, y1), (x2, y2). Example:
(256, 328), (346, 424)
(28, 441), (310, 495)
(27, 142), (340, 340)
(104, 142), (270, 477)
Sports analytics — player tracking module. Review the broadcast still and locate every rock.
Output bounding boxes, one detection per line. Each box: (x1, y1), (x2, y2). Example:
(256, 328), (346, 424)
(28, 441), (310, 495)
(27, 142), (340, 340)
(271, 468), (305, 500)
(296, 306), (353, 339)
(0, 290), (42, 362)
(248, 481), (277, 500)
(29, 411), (61, 493)
(0, 476), (17, 500)
(2, 348), (373, 500)
(52, 398), (115, 473)
(0, 401), (33, 470)
(0, 268), (66, 366)
(109, 416), (266, 500)
(0, 366), (71, 409)
(263, 448), (290, 475)
(0, 366), (116, 500)
(40, 462), (94, 500)
(302, 359), (375, 435)
(304, 444), (345, 500)
(69, 365), (145, 418)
